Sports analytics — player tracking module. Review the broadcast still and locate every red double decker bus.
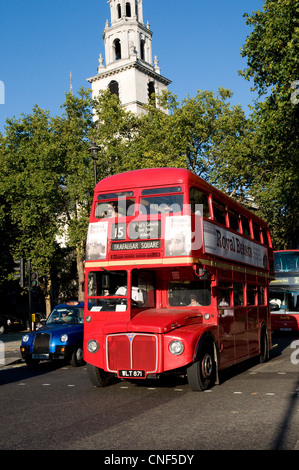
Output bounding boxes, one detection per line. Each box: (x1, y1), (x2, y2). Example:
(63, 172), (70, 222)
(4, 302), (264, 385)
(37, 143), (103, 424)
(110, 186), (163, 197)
(84, 168), (274, 390)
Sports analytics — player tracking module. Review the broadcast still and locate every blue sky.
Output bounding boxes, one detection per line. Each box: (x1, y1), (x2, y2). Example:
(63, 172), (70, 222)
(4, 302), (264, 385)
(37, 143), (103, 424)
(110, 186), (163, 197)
(0, 0), (264, 134)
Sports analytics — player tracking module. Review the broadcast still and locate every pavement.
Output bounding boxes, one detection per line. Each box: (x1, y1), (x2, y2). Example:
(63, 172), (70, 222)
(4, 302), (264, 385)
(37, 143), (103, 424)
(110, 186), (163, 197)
(0, 330), (25, 367)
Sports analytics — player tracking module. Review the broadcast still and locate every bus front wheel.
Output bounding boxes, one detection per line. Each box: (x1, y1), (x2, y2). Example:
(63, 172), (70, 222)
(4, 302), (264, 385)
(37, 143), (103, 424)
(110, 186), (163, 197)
(187, 343), (216, 391)
(87, 363), (115, 387)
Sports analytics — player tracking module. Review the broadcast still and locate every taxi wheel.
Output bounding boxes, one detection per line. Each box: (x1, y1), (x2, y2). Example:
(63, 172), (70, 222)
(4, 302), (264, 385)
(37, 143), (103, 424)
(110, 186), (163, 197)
(70, 347), (85, 367)
(87, 363), (115, 387)
(25, 357), (40, 368)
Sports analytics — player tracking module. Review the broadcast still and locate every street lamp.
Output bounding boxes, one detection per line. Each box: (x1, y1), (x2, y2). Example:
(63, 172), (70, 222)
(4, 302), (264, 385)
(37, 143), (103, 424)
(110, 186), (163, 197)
(89, 139), (100, 186)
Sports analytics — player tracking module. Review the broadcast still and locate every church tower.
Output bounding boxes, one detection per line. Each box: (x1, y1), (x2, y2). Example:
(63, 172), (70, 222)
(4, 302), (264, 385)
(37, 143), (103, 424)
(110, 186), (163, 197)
(87, 0), (171, 115)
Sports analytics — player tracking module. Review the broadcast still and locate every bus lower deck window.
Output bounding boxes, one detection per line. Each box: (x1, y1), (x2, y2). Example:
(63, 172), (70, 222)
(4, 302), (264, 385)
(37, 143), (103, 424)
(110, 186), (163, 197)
(168, 280), (211, 307)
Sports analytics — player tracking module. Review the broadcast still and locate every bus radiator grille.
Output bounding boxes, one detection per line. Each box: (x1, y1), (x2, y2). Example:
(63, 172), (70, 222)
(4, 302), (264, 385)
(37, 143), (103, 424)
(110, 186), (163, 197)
(107, 333), (157, 374)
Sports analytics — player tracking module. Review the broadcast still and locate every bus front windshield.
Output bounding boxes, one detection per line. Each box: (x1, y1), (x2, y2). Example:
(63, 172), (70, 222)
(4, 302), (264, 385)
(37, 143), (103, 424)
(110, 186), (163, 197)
(87, 269), (156, 311)
(274, 252), (299, 272)
(88, 270), (128, 311)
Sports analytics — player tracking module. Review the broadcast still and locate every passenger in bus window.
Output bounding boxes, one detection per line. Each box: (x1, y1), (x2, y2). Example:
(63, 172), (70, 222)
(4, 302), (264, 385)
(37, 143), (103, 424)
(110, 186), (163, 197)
(107, 202), (118, 217)
(218, 297), (229, 307)
(188, 294), (200, 306)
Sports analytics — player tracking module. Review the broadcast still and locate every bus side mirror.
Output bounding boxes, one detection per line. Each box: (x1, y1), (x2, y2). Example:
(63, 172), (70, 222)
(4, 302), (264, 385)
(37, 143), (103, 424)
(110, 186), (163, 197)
(193, 264), (211, 280)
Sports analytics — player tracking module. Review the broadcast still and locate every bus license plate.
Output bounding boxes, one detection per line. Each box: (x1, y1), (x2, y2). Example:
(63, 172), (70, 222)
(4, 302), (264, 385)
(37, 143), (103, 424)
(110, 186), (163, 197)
(119, 370), (145, 378)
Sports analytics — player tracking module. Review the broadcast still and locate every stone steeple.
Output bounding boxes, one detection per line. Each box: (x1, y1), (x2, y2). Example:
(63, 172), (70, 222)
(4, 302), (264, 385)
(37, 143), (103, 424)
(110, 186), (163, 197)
(87, 0), (171, 115)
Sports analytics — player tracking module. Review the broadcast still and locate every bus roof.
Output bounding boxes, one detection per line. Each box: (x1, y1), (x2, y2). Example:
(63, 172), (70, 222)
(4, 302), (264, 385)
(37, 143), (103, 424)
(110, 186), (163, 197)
(95, 168), (267, 227)
(96, 168), (194, 191)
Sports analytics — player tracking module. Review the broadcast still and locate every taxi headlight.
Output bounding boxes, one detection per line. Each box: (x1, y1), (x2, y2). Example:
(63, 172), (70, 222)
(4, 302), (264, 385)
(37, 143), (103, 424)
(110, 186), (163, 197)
(169, 340), (184, 356)
(60, 334), (68, 343)
(87, 340), (99, 353)
(22, 334), (30, 343)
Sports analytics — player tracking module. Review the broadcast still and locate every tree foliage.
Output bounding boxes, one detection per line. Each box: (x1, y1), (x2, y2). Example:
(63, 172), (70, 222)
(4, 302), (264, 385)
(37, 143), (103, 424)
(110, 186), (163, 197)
(1, 106), (66, 313)
(240, 0), (299, 248)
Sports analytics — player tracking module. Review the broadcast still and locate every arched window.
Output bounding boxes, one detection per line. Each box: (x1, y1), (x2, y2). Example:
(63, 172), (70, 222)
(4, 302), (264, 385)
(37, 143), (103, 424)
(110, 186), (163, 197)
(114, 39), (121, 60)
(108, 80), (119, 97)
(126, 2), (131, 17)
(117, 3), (121, 18)
(140, 39), (145, 61)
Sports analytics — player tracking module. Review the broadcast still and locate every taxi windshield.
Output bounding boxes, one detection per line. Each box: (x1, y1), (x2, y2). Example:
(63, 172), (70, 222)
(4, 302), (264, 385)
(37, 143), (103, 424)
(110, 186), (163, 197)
(47, 307), (84, 324)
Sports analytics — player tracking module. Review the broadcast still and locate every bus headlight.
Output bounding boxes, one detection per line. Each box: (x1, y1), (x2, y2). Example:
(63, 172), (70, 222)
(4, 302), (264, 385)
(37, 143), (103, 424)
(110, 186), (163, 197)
(60, 334), (68, 343)
(169, 340), (184, 356)
(87, 340), (99, 353)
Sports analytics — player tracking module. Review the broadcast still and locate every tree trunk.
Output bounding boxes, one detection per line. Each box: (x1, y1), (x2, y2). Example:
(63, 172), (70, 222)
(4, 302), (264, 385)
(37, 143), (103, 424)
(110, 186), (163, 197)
(77, 246), (85, 302)
(45, 279), (52, 317)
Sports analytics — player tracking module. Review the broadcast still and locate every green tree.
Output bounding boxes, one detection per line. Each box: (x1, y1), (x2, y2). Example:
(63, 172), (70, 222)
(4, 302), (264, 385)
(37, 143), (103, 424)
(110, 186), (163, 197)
(92, 90), (140, 180)
(121, 88), (252, 202)
(53, 88), (94, 300)
(121, 91), (186, 171)
(168, 88), (253, 201)
(1, 106), (65, 314)
(240, 0), (299, 248)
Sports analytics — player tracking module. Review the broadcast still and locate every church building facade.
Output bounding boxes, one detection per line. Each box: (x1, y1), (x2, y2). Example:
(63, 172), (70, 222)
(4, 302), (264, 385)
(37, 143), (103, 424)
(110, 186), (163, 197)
(87, 0), (171, 115)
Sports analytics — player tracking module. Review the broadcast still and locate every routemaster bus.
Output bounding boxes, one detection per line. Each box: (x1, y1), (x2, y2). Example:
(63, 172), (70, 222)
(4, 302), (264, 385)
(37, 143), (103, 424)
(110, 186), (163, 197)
(84, 168), (274, 391)
(270, 250), (299, 332)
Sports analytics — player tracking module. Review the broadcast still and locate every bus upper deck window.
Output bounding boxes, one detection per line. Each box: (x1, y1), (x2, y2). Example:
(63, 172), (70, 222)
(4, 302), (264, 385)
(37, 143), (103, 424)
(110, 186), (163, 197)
(212, 200), (226, 226)
(252, 223), (261, 242)
(228, 209), (240, 232)
(95, 191), (135, 219)
(140, 187), (183, 215)
(189, 188), (210, 218)
(241, 216), (250, 237)
(261, 227), (269, 246)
